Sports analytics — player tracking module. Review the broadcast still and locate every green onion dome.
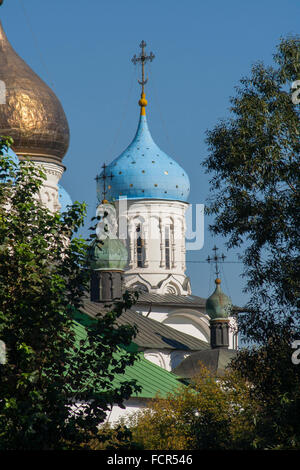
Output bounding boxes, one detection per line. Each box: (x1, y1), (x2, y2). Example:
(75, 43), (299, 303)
(206, 279), (232, 319)
(87, 238), (128, 271)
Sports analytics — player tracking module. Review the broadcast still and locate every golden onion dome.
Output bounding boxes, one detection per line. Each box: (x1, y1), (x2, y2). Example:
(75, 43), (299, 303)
(0, 21), (69, 164)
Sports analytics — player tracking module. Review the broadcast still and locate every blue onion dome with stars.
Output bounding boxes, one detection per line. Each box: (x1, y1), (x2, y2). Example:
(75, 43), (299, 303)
(96, 41), (190, 203)
(97, 112), (190, 202)
(1, 145), (19, 183)
(3, 146), (19, 165)
(58, 184), (72, 212)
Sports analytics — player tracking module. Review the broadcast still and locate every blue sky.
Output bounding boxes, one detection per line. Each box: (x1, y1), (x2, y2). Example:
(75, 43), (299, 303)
(2, 0), (299, 308)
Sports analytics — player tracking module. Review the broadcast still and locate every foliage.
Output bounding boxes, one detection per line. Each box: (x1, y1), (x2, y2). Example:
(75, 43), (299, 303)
(203, 35), (300, 449)
(121, 364), (257, 450)
(87, 423), (143, 450)
(231, 332), (300, 449)
(203, 36), (300, 343)
(0, 137), (140, 450)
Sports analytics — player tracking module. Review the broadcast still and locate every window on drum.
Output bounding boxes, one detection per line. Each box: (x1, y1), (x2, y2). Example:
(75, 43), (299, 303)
(136, 224), (144, 268)
(165, 226), (171, 269)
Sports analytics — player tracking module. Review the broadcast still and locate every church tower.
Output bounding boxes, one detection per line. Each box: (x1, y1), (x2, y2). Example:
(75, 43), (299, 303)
(97, 41), (191, 296)
(0, 17), (70, 212)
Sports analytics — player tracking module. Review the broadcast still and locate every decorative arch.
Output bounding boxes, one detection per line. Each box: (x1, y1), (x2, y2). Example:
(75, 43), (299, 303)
(162, 309), (210, 343)
(143, 350), (170, 371)
(126, 275), (152, 293)
(164, 282), (180, 295)
(131, 282), (149, 294)
(158, 276), (184, 295)
(182, 276), (192, 294)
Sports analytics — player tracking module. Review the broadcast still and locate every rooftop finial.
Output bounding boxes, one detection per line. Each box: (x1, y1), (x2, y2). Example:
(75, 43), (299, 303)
(95, 163), (114, 204)
(131, 40), (155, 115)
(206, 245), (226, 283)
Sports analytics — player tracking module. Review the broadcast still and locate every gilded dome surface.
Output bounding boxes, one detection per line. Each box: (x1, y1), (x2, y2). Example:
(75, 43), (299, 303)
(0, 21), (69, 164)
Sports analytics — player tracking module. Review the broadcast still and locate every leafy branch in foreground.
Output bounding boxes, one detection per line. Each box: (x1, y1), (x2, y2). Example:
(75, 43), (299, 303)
(0, 137), (140, 450)
(203, 36), (300, 342)
(203, 36), (300, 449)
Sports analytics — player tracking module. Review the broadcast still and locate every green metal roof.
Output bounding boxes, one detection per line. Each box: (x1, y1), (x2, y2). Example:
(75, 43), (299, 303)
(72, 310), (183, 399)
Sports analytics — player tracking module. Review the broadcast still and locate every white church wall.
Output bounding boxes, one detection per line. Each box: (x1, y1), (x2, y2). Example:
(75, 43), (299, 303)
(70, 398), (148, 427)
(132, 304), (210, 343)
(114, 199), (191, 295)
(228, 315), (239, 350)
(33, 161), (64, 213)
(106, 398), (148, 425)
(132, 304), (171, 322)
(163, 316), (208, 342)
(130, 304), (239, 349)
(143, 349), (191, 371)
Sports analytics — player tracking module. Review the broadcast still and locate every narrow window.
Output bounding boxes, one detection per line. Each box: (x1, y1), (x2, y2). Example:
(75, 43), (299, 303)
(165, 226), (170, 269)
(136, 224), (144, 268)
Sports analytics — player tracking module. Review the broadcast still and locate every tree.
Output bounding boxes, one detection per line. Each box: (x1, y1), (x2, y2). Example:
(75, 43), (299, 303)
(230, 333), (300, 449)
(203, 36), (300, 448)
(0, 137), (140, 450)
(203, 36), (300, 341)
(119, 365), (257, 450)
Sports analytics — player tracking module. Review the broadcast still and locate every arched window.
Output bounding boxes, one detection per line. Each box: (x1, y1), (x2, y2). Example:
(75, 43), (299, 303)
(136, 224), (144, 268)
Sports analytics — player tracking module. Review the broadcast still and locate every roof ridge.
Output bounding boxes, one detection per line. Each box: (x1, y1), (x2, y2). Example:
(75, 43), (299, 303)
(79, 299), (210, 351)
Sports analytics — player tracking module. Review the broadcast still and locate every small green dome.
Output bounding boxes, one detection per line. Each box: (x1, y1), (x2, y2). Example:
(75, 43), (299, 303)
(87, 238), (128, 271)
(206, 279), (232, 319)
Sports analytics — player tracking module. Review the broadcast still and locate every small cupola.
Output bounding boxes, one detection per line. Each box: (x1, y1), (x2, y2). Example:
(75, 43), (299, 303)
(87, 201), (128, 303)
(206, 278), (232, 320)
(206, 278), (232, 349)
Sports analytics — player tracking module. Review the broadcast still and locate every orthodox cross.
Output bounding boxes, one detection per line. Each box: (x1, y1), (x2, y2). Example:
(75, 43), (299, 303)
(95, 163), (114, 202)
(131, 40), (155, 93)
(206, 245), (226, 278)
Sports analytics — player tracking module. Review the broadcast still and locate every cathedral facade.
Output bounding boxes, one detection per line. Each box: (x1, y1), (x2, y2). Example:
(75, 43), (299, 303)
(0, 21), (238, 422)
(94, 41), (238, 358)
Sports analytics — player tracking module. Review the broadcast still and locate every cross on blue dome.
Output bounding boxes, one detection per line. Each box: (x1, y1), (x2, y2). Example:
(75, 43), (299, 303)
(97, 41), (190, 203)
(97, 112), (190, 202)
